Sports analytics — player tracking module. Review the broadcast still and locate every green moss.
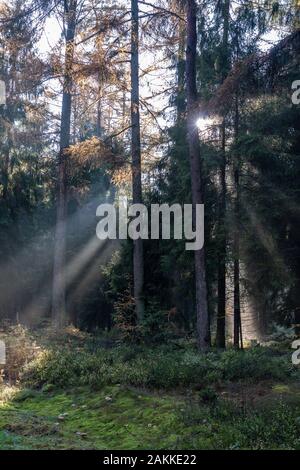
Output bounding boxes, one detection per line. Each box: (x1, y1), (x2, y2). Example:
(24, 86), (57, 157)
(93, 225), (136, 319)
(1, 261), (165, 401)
(2, 339), (300, 450)
(0, 386), (186, 450)
(1, 382), (300, 449)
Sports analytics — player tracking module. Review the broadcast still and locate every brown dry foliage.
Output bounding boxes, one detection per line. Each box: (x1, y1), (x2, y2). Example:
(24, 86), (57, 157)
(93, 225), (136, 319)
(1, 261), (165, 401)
(0, 324), (40, 385)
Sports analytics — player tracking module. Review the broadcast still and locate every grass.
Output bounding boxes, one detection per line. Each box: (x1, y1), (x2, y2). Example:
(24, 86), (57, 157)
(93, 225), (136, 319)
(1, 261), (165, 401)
(1, 382), (300, 450)
(1, 327), (300, 450)
(0, 385), (188, 450)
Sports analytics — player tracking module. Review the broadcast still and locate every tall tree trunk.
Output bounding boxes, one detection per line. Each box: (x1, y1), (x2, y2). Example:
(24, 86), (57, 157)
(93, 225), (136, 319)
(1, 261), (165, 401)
(2, 63), (14, 202)
(95, 25), (103, 139)
(216, 120), (227, 348)
(216, 0), (230, 348)
(233, 184), (242, 349)
(131, 0), (144, 322)
(185, 0), (210, 351)
(177, 6), (186, 120)
(52, 0), (77, 327)
(233, 92), (243, 349)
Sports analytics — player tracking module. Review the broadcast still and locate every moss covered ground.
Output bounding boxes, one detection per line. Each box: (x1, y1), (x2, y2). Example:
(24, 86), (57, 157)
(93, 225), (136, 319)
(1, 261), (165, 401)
(1, 381), (300, 450)
(0, 385), (188, 449)
(1, 328), (300, 450)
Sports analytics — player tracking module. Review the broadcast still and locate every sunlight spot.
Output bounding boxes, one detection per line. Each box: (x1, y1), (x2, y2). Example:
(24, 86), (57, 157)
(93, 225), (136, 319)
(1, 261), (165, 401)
(196, 116), (215, 132)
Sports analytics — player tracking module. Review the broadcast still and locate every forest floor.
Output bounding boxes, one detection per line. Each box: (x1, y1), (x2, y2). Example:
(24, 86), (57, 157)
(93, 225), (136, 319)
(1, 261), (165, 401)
(1, 326), (300, 450)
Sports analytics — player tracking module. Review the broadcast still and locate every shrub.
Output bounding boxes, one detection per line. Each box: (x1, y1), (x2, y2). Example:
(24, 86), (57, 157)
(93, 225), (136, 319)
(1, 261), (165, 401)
(23, 341), (299, 391)
(219, 347), (294, 382)
(199, 386), (218, 403)
(180, 398), (300, 450)
(0, 324), (40, 384)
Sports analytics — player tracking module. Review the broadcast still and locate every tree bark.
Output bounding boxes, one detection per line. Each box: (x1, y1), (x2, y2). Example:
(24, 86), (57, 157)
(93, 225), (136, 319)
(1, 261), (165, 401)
(185, 0), (210, 351)
(52, 0), (77, 328)
(131, 0), (144, 323)
(233, 92), (243, 349)
(216, 119), (227, 348)
(216, 0), (230, 349)
(177, 5), (186, 120)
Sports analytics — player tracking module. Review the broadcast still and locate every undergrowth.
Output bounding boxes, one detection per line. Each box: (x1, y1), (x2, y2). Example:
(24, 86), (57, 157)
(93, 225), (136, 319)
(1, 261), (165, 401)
(0, 327), (300, 450)
(23, 336), (298, 391)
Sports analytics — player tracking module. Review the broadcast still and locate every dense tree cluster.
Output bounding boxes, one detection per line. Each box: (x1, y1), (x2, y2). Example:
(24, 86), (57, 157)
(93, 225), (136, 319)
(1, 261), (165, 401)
(0, 0), (299, 349)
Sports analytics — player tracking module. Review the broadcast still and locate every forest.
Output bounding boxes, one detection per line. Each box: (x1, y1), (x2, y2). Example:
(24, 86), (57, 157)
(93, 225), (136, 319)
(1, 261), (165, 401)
(0, 0), (300, 453)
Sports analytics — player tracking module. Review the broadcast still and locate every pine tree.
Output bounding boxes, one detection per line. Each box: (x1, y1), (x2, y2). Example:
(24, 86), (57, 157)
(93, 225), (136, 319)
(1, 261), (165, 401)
(52, 0), (77, 327)
(131, 0), (145, 323)
(185, 0), (210, 351)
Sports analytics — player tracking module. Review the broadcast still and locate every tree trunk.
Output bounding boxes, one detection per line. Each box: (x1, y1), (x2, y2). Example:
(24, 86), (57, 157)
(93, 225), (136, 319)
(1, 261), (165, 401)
(216, 0), (230, 349)
(131, 0), (144, 323)
(52, 0), (77, 328)
(185, 0), (210, 351)
(216, 120), (227, 348)
(233, 172), (242, 349)
(177, 5), (186, 120)
(233, 92), (243, 349)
